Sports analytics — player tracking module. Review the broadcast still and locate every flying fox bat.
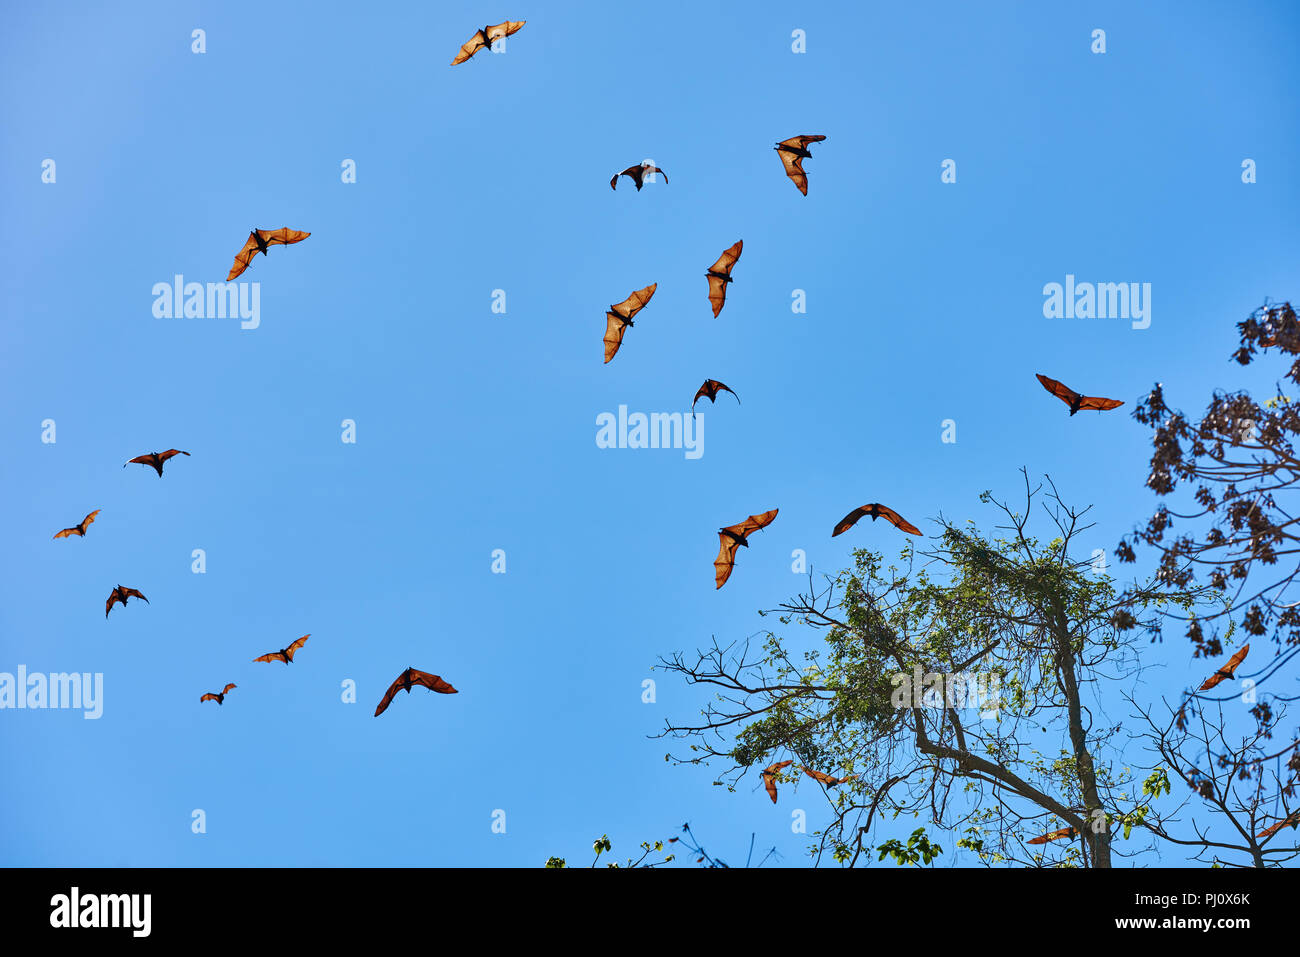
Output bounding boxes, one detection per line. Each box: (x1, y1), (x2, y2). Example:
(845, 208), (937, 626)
(603, 282), (658, 363)
(799, 766), (856, 787)
(124, 449), (189, 477)
(450, 20), (525, 65)
(1199, 644), (1250, 691)
(105, 585), (148, 618)
(226, 228), (311, 281)
(1256, 811), (1300, 841)
(200, 683), (237, 706)
(692, 379), (739, 411)
(1035, 374), (1124, 416)
(254, 634), (311, 665)
(774, 134), (825, 195)
(1027, 826), (1077, 845)
(714, 508), (778, 589)
(374, 667), (459, 717)
(610, 163), (668, 191)
(760, 760), (793, 804)
(54, 509), (101, 539)
(832, 503), (921, 537)
(705, 240), (743, 317)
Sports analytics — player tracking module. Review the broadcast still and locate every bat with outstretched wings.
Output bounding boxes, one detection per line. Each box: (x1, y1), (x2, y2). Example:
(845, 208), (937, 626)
(1256, 810), (1300, 841)
(760, 760), (793, 804)
(603, 282), (657, 363)
(1027, 826), (1077, 845)
(1199, 644), (1250, 691)
(832, 503), (921, 537)
(714, 508), (778, 589)
(692, 379), (739, 411)
(799, 766), (856, 787)
(200, 683), (237, 706)
(226, 228), (311, 281)
(774, 134), (825, 195)
(54, 509), (101, 539)
(705, 240), (742, 317)
(1035, 374), (1124, 416)
(374, 667), (459, 717)
(124, 449), (189, 477)
(105, 585), (148, 618)
(611, 163), (668, 191)
(254, 634), (311, 665)
(450, 20), (526, 65)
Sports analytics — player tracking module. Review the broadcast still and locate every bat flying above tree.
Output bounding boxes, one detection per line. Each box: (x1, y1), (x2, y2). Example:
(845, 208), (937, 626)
(1035, 374), (1124, 416)
(226, 228), (311, 281)
(692, 379), (739, 411)
(705, 240), (743, 317)
(714, 508), (778, 589)
(1256, 810), (1300, 841)
(1199, 644), (1250, 691)
(774, 134), (825, 195)
(1027, 826), (1077, 845)
(610, 162), (667, 191)
(760, 760), (793, 804)
(53, 509), (101, 539)
(124, 449), (189, 477)
(450, 20), (525, 65)
(799, 766), (856, 787)
(832, 503), (921, 537)
(374, 667), (459, 717)
(105, 585), (148, 618)
(200, 684), (237, 706)
(603, 282), (657, 363)
(253, 634), (311, 665)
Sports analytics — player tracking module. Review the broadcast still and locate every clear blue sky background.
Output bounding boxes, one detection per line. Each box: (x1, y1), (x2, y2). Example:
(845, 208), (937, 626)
(2, 1), (1298, 867)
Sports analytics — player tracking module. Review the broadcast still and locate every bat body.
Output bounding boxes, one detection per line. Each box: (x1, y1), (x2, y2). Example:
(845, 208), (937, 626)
(760, 759), (793, 804)
(1256, 811), (1300, 841)
(603, 282), (657, 363)
(799, 766), (856, 787)
(692, 379), (740, 411)
(226, 228), (310, 281)
(832, 503), (921, 537)
(450, 20), (525, 64)
(54, 509), (101, 539)
(714, 508), (778, 589)
(124, 449), (189, 477)
(774, 134), (825, 195)
(374, 667), (459, 717)
(200, 683), (237, 706)
(105, 585), (148, 618)
(1027, 826), (1077, 845)
(1035, 374), (1124, 416)
(1199, 644), (1250, 691)
(254, 634), (310, 665)
(705, 240), (743, 317)
(610, 163), (668, 191)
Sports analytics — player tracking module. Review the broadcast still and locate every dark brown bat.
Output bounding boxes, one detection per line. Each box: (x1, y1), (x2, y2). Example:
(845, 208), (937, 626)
(603, 282), (657, 363)
(705, 240), (743, 317)
(799, 766), (856, 787)
(254, 634), (310, 665)
(53, 509), (101, 539)
(832, 503), (921, 537)
(760, 759), (793, 804)
(1027, 826), (1077, 845)
(1035, 373), (1124, 416)
(1199, 644), (1250, 691)
(374, 667), (459, 717)
(124, 449), (189, 477)
(105, 585), (148, 618)
(692, 379), (740, 411)
(200, 683), (237, 706)
(610, 163), (668, 191)
(450, 20), (526, 65)
(774, 134), (825, 195)
(226, 227), (311, 281)
(714, 508), (778, 589)
(1256, 810), (1300, 841)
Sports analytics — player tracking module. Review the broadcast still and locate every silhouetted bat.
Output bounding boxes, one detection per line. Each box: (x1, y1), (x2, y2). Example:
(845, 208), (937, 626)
(603, 282), (658, 363)
(610, 163), (667, 191)
(374, 667), (459, 717)
(200, 683), (237, 706)
(226, 228), (311, 280)
(1027, 826), (1077, 845)
(1036, 374), (1124, 416)
(54, 509), (101, 539)
(692, 379), (739, 411)
(1256, 810), (1300, 840)
(254, 634), (310, 665)
(124, 449), (189, 477)
(705, 240), (743, 317)
(832, 503), (921, 537)
(714, 508), (778, 589)
(774, 134), (825, 195)
(1199, 644), (1250, 691)
(105, 585), (148, 618)
(450, 20), (525, 65)
(760, 759), (793, 804)
(799, 766), (856, 787)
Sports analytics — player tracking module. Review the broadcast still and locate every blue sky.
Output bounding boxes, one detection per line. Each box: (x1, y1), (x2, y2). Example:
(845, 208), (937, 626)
(1, 0), (1298, 867)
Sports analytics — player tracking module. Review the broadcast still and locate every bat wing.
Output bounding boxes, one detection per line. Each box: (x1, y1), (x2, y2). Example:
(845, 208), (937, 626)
(1036, 373), (1079, 407)
(374, 674), (407, 716)
(762, 774), (779, 803)
(736, 508), (779, 536)
(53, 526), (81, 539)
(832, 505), (870, 537)
(609, 282), (658, 320)
(410, 670), (459, 694)
(692, 381), (713, 408)
(1077, 395), (1125, 412)
(714, 533), (741, 589)
(121, 588), (148, 603)
(1027, 826), (1075, 845)
(778, 134), (826, 150)
(876, 505), (922, 536)
(799, 766), (835, 785)
(260, 228), (310, 249)
(254, 652), (286, 664)
(777, 150), (810, 194)
(603, 313), (628, 364)
(81, 509), (101, 529)
(1200, 644), (1250, 690)
(706, 241), (742, 317)
(451, 30), (488, 65)
(1256, 811), (1300, 840)
(157, 449), (190, 464)
(707, 240), (743, 278)
(200, 693), (219, 703)
(105, 591), (121, 617)
(226, 232), (262, 280)
(125, 454), (156, 467)
(707, 274), (729, 317)
(611, 166), (638, 190)
(284, 634), (310, 661)
(222, 683), (237, 695)
(485, 20), (526, 44)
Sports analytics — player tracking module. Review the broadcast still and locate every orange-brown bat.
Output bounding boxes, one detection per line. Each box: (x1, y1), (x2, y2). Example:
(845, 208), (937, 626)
(799, 766), (856, 787)
(53, 509), (101, 539)
(254, 634), (311, 665)
(705, 240), (743, 317)
(603, 282), (658, 363)
(200, 683), (237, 706)
(226, 228), (311, 281)
(610, 163), (668, 191)
(1035, 374), (1124, 416)
(1256, 810), (1300, 841)
(714, 508), (778, 589)
(692, 379), (739, 411)
(774, 134), (825, 195)
(105, 585), (148, 618)
(1199, 644), (1250, 691)
(124, 449), (189, 477)
(832, 503), (921, 537)
(1027, 826), (1077, 845)
(450, 20), (526, 65)
(760, 759), (793, 804)
(374, 667), (459, 717)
